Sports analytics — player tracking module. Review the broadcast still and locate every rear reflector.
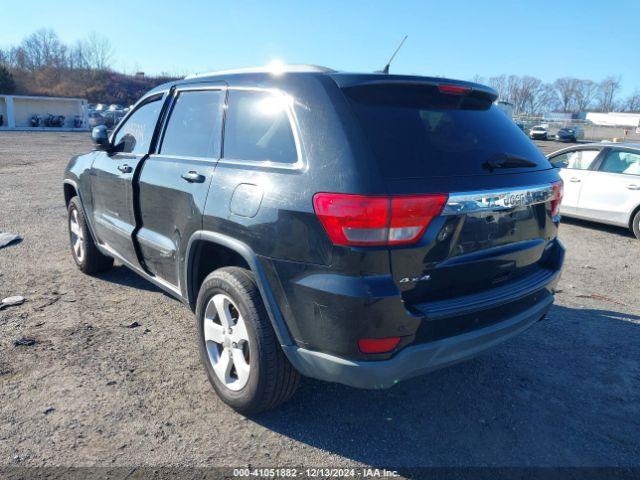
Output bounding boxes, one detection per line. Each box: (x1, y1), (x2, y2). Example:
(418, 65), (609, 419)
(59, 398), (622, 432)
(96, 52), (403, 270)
(438, 84), (471, 95)
(313, 193), (448, 246)
(358, 337), (401, 354)
(551, 180), (564, 221)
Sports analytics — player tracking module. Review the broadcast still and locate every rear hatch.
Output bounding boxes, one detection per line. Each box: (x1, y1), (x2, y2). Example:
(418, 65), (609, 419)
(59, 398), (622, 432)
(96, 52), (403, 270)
(337, 76), (561, 311)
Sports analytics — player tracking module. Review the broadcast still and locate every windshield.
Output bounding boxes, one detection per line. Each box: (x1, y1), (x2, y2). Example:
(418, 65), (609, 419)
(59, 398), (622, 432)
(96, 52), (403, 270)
(343, 84), (551, 178)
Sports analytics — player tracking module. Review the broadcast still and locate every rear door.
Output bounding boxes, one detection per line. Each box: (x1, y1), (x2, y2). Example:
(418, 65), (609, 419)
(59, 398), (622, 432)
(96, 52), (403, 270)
(341, 81), (561, 308)
(90, 94), (165, 266)
(578, 148), (640, 226)
(136, 85), (226, 290)
(548, 148), (602, 216)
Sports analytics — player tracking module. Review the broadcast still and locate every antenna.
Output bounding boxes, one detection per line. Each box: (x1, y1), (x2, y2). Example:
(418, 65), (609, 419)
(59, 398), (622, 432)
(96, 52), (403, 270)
(378, 35), (408, 74)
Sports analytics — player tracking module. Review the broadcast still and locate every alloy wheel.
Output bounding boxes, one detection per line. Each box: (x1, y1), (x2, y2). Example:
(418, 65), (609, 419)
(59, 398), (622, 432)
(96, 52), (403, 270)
(69, 208), (85, 263)
(203, 293), (251, 391)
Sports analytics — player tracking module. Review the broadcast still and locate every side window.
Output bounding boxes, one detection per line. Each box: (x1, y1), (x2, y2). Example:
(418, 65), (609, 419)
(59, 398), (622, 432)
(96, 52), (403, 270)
(599, 150), (640, 176)
(223, 90), (298, 164)
(550, 149), (599, 170)
(113, 97), (163, 154)
(160, 89), (225, 158)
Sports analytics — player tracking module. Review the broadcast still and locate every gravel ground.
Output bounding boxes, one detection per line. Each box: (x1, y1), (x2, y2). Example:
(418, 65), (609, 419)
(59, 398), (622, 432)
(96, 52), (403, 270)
(0, 132), (639, 470)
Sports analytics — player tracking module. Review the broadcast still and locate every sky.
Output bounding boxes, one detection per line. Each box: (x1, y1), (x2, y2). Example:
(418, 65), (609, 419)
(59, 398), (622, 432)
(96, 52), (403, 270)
(2, 0), (639, 96)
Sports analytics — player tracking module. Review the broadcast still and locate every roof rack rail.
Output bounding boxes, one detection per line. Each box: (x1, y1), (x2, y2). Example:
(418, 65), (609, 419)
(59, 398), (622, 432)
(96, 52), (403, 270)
(184, 64), (335, 79)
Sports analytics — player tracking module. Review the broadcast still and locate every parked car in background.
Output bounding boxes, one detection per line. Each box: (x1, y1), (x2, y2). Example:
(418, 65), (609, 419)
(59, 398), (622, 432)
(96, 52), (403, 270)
(529, 125), (548, 140)
(102, 110), (125, 128)
(88, 112), (104, 128)
(555, 126), (584, 143)
(548, 143), (640, 238)
(64, 66), (564, 413)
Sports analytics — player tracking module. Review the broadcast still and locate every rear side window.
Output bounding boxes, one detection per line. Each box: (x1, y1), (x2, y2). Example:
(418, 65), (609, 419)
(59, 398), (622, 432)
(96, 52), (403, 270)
(223, 90), (298, 164)
(160, 89), (225, 158)
(113, 97), (162, 155)
(343, 84), (550, 178)
(599, 150), (640, 175)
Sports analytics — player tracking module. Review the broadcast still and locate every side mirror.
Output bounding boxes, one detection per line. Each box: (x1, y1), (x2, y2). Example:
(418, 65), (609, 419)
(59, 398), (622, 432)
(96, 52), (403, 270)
(92, 125), (111, 151)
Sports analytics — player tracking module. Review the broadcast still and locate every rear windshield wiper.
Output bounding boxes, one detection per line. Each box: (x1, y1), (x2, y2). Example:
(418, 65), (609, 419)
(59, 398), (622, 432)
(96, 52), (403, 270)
(483, 153), (538, 171)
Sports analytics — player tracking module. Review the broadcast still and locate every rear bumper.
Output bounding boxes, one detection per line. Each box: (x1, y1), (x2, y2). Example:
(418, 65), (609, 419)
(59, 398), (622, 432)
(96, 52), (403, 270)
(283, 293), (554, 389)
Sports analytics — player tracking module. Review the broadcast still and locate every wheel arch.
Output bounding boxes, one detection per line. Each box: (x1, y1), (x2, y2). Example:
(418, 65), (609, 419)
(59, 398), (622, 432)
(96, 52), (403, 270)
(184, 231), (293, 346)
(629, 203), (640, 232)
(63, 178), (99, 242)
(63, 181), (77, 206)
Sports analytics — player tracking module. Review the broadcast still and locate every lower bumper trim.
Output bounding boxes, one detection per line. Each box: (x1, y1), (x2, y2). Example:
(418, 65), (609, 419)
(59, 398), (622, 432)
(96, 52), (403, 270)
(282, 295), (553, 389)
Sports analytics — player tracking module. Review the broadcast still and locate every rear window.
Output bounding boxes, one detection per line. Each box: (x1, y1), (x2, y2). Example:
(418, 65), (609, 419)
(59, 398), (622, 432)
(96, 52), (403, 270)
(343, 84), (550, 178)
(223, 90), (298, 164)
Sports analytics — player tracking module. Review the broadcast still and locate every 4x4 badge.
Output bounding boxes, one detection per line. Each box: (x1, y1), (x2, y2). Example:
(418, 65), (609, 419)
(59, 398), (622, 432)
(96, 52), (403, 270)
(399, 274), (431, 283)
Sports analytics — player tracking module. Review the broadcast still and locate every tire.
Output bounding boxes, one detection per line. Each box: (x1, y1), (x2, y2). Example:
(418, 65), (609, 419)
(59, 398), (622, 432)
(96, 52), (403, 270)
(631, 209), (640, 240)
(196, 266), (300, 414)
(67, 196), (113, 274)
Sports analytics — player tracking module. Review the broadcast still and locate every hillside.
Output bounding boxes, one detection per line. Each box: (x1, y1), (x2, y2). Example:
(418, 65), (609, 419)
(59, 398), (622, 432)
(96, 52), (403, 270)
(5, 68), (178, 106)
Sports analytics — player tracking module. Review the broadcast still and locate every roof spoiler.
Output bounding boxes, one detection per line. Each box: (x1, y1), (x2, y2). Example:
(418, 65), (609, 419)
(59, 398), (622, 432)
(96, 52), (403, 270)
(332, 75), (498, 103)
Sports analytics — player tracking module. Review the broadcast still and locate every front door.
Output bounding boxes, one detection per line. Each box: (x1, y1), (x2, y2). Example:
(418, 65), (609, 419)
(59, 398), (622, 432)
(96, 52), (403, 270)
(136, 86), (226, 289)
(90, 95), (165, 266)
(578, 148), (640, 226)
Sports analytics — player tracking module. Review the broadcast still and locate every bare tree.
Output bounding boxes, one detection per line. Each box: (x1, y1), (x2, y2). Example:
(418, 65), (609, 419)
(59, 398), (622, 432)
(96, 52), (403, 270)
(517, 76), (558, 115)
(574, 79), (597, 112)
(470, 74), (485, 85)
(597, 76), (621, 112)
(510, 75), (531, 114)
(20, 29), (67, 70)
(78, 32), (114, 71)
(622, 91), (640, 112)
(488, 75), (508, 102)
(67, 41), (89, 70)
(553, 77), (580, 112)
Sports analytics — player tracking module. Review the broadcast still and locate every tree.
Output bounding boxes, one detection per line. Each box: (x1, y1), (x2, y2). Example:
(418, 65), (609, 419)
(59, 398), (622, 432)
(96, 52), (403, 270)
(574, 79), (597, 112)
(553, 77), (580, 112)
(488, 75), (508, 102)
(77, 32), (114, 71)
(597, 76), (621, 112)
(0, 64), (15, 93)
(20, 29), (67, 70)
(622, 91), (640, 112)
(516, 76), (557, 115)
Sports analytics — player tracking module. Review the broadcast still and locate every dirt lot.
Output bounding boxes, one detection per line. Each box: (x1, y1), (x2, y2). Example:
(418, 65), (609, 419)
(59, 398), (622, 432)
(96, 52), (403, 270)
(1, 132), (639, 470)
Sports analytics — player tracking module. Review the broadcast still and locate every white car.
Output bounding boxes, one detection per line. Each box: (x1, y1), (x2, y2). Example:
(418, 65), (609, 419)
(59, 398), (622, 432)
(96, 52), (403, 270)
(548, 143), (640, 238)
(529, 125), (548, 140)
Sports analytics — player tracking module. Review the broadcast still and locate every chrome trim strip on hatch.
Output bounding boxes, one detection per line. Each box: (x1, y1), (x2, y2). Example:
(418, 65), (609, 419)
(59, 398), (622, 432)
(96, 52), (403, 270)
(442, 184), (555, 215)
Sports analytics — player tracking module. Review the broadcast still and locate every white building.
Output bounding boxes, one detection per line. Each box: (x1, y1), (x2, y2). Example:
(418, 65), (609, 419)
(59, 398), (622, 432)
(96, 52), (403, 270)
(585, 112), (640, 128)
(0, 94), (89, 130)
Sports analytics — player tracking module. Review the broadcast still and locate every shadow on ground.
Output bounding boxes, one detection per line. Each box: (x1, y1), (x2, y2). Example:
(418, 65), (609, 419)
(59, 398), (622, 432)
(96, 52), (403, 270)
(561, 217), (635, 238)
(253, 304), (640, 471)
(96, 265), (166, 294)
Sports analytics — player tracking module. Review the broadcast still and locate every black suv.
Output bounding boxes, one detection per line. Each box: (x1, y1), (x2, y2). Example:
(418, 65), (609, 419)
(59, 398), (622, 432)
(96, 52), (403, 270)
(64, 65), (564, 413)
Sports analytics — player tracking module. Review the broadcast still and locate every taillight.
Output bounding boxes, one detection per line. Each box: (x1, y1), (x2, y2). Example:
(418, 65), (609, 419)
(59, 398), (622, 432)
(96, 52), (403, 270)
(358, 337), (401, 354)
(313, 193), (448, 247)
(438, 84), (471, 95)
(551, 180), (563, 221)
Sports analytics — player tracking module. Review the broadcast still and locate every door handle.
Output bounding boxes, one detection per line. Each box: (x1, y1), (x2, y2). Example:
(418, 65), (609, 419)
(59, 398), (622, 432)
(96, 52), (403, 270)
(627, 184), (640, 190)
(181, 171), (205, 183)
(117, 164), (133, 173)
(569, 177), (581, 183)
